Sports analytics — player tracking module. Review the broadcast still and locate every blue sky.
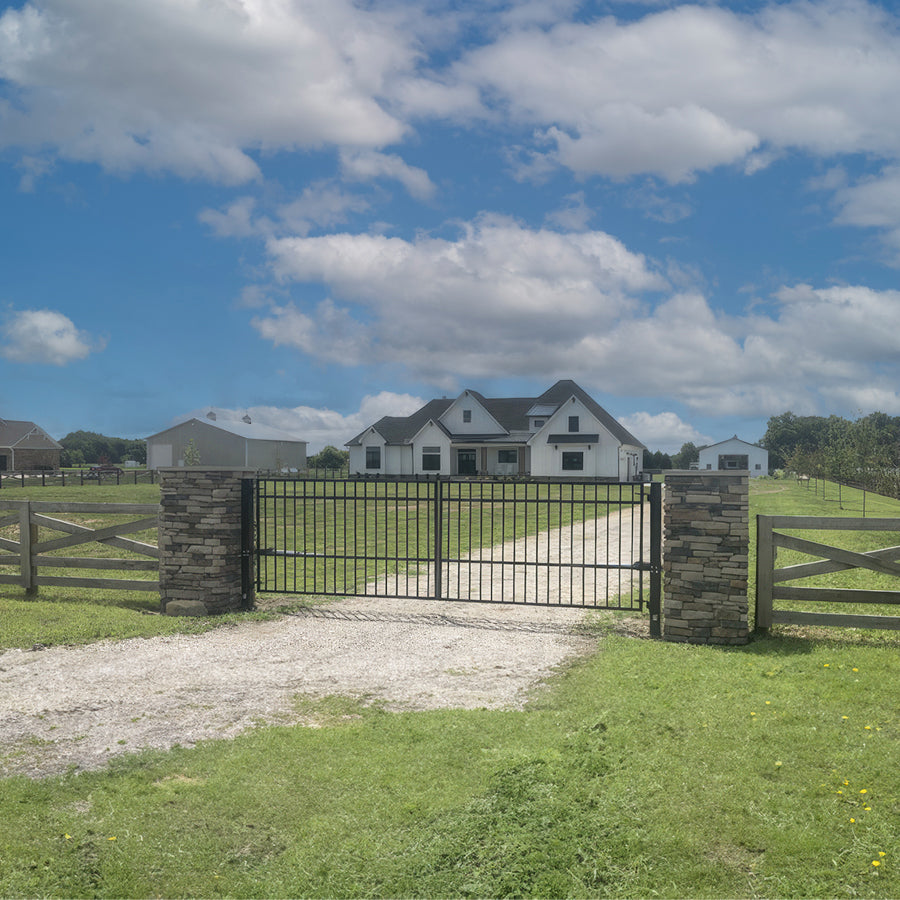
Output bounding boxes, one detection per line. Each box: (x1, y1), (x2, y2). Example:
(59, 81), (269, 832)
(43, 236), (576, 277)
(3, 0), (900, 454)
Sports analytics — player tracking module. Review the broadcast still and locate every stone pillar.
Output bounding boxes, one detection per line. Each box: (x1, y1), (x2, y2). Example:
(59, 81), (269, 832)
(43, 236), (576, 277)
(158, 468), (255, 616)
(663, 470), (749, 645)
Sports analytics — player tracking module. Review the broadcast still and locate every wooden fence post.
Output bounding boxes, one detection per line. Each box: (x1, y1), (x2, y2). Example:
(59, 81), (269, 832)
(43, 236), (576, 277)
(18, 501), (37, 597)
(755, 515), (774, 631)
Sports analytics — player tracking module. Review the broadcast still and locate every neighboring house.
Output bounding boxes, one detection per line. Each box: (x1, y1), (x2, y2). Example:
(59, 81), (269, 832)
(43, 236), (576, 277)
(146, 412), (307, 471)
(0, 418), (62, 471)
(698, 436), (769, 477)
(347, 380), (645, 480)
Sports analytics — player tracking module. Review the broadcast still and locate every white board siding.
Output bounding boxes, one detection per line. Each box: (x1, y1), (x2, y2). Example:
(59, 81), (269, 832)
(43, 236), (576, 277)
(698, 438), (768, 477)
(529, 398), (624, 478)
(411, 425), (451, 476)
(440, 393), (502, 434)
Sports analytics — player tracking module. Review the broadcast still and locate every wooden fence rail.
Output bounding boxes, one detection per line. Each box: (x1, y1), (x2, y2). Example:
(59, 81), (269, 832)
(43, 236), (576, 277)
(0, 500), (159, 595)
(756, 515), (900, 631)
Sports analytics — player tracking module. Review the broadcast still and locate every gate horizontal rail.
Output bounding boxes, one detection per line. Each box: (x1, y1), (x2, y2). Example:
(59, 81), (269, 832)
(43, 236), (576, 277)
(255, 476), (660, 624)
(0, 499), (159, 594)
(756, 515), (900, 630)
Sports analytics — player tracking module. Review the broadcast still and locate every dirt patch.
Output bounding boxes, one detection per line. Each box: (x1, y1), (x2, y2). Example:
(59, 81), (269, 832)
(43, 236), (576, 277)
(0, 596), (609, 779)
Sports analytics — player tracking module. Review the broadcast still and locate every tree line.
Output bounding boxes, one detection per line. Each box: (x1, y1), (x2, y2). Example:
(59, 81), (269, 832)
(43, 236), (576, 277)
(59, 431), (147, 467)
(644, 410), (900, 497)
(759, 411), (900, 495)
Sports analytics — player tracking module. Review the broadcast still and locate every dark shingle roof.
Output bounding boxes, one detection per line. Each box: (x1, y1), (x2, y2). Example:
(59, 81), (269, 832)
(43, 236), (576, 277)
(346, 381), (645, 449)
(0, 419), (62, 451)
(536, 380), (645, 449)
(347, 399), (452, 446)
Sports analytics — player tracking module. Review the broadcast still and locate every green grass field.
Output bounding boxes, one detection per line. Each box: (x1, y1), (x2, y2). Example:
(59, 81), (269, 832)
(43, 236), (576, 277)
(0, 477), (899, 898)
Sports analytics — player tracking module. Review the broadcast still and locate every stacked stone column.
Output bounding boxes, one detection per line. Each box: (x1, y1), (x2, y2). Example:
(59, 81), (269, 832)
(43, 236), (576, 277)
(663, 471), (749, 645)
(158, 468), (254, 615)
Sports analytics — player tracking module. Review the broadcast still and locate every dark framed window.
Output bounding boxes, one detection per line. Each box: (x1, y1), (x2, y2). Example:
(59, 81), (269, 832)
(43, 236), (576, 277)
(365, 446), (381, 469)
(422, 446), (441, 471)
(463, 409), (472, 423)
(533, 419), (544, 428)
(562, 451), (583, 471)
(568, 415), (579, 433)
(498, 449), (518, 464)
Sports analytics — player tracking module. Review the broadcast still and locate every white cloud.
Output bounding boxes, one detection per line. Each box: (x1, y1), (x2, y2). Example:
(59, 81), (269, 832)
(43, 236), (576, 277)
(416, 1), (900, 182)
(276, 183), (371, 236)
(198, 196), (264, 239)
(183, 391), (425, 454)
(255, 213), (900, 421)
(251, 299), (370, 364)
(199, 183), (370, 239)
(0, 0), (415, 182)
(616, 411), (711, 454)
(832, 166), (900, 263)
(5, 0), (900, 219)
(340, 150), (435, 200)
(259, 217), (668, 378)
(545, 191), (594, 231)
(1, 308), (103, 365)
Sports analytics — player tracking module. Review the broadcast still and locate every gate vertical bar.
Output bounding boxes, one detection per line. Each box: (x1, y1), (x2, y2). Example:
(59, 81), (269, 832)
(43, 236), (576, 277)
(649, 481), (662, 638)
(433, 477), (443, 600)
(240, 477), (254, 610)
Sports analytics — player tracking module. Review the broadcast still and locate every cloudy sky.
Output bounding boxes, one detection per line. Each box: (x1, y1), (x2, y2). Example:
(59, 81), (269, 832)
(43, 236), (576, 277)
(2, 0), (900, 454)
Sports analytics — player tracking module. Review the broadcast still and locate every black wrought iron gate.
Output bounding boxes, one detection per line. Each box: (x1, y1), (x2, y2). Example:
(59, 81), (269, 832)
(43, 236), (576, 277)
(251, 477), (661, 634)
(251, 476), (662, 632)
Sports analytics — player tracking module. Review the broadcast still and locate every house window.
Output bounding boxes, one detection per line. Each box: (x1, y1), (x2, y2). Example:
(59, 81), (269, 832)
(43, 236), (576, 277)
(498, 449), (518, 464)
(463, 409), (472, 423)
(365, 446), (381, 469)
(533, 419), (545, 428)
(568, 415), (579, 433)
(562, 451), (583, 471)
(422, 446), (441, 471)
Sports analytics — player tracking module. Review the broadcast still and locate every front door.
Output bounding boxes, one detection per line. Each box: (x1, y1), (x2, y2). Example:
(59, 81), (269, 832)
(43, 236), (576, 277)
(457, 449), (476, 475)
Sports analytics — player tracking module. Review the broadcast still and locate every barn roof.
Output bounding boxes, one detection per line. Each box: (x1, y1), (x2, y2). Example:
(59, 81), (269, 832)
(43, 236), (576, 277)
(0, 419), (63, 451)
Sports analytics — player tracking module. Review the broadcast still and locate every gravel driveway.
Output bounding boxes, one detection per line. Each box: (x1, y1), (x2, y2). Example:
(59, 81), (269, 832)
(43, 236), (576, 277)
(0, 597), (607, 779)
(0, 506), (649, 779)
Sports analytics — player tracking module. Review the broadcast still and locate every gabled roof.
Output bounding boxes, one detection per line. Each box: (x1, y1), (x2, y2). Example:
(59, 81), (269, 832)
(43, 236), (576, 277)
(348, 399), (453, 446)
(0, 419), (63, 451)
(147, 416), (306, 444)
(701, 435), (765, 452)
(533, 380), (645, 448)
(347, 380), (646, 449)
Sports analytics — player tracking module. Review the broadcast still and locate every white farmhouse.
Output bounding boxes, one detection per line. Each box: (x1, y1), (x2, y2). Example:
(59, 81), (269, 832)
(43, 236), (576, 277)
(147, 412), (307, 471)
(698, 436), (768, 477)
(347, 380), (645, 480)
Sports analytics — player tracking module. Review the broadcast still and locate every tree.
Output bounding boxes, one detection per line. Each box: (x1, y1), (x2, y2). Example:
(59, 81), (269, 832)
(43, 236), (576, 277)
(643, 449), (672, 470)
(671, 442), (700, 470)
(182, 439), (201, 466)
(309, 446), (349, 470)
(59, 431), (150, 466)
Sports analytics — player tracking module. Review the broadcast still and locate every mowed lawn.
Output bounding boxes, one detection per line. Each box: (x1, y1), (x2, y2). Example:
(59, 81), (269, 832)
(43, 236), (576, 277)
(0, 477), (898, 898)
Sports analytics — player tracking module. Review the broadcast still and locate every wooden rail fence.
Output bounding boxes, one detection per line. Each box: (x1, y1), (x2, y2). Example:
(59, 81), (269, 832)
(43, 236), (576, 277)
(756, 515), (900, 631)
(0, 500), (159, 594)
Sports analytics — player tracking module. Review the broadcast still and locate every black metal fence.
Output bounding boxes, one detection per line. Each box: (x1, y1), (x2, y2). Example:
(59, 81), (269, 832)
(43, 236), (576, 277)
(255, 477), (661, 631)
(0, 469), (157, 489)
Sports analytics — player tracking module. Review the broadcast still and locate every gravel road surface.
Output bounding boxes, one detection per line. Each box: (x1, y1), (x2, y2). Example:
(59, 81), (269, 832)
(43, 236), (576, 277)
(0, 597), (605, 779)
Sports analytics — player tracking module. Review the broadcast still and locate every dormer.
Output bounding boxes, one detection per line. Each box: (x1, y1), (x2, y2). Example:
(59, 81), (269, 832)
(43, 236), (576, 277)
(526, 403), (558, 433)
